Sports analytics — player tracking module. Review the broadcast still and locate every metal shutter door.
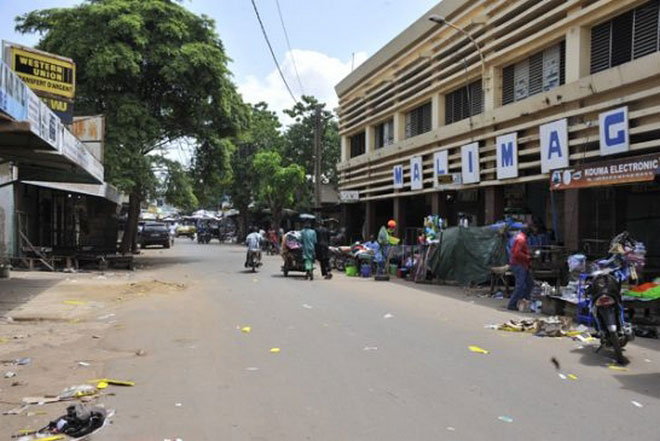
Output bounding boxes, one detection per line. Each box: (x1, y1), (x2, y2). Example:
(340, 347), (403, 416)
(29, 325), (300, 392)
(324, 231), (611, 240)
(470, 81), (483, 116)
(529, 51), (543, 96)
(633, 0), (659, 59)
(502, 64), (514, 105)
(611, 11), (634, 67)
(421, 102), (432, 133)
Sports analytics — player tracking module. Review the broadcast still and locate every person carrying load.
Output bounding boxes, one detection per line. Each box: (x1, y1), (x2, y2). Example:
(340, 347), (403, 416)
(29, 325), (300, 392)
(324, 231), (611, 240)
(376, 219), (399, 274)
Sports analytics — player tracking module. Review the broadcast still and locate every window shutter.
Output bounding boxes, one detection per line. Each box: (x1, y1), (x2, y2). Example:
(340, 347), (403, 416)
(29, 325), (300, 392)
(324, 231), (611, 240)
(470, 81), (483, 116)
(611, 11), (634, 67)
(405, 111), (413, 138)
(445, 93), (454, 125)
(559, 40), (566, 85)
(514, 58), (529, 101)
(502, 65), (514, 105)
(591, 21), (612, 73)
(385, 120), (394, 145)
(529, 51), (543, 95)
(542, 44), (560, 91)
(421, 102), (432, 133)
(633, 0), (659, 59)
(375, 124), (383, 149)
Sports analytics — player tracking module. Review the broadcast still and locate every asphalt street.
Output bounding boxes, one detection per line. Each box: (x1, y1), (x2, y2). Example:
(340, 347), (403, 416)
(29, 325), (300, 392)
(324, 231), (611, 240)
(93, 240), (660, 441)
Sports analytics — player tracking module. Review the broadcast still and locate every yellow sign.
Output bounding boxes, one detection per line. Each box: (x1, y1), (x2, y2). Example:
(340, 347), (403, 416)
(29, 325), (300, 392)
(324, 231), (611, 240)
(10, 47), (75, 99)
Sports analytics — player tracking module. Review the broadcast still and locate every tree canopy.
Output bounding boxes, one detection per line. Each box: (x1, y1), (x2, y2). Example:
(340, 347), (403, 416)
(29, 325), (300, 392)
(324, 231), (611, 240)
(16, 0), (248, 251)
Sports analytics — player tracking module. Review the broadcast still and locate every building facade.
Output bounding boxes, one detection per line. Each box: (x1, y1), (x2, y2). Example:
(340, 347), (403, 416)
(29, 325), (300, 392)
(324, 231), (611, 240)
(336, 0), (660, 269)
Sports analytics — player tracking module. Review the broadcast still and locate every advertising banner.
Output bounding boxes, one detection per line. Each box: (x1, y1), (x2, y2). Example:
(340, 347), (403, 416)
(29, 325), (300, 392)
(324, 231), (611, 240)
(550, 153), (660, 190)
(8, 45), (75, 99)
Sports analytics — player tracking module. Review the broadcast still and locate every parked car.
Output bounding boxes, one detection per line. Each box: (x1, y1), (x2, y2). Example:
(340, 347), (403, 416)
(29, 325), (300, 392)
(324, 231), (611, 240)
(139, 222), (173, 248)
(175, 223), (196, 239)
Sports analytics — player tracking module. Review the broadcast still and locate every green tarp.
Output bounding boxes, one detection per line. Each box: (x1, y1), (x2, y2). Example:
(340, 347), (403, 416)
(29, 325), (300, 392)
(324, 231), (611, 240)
(428, 226), (508, 285)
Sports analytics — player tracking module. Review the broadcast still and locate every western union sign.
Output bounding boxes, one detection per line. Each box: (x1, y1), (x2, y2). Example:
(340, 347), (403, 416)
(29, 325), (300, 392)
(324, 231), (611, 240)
(9, 46), (75, 99)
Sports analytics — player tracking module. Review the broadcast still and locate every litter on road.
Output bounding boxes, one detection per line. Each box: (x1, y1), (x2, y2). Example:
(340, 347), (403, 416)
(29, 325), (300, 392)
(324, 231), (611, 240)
(631, 400), (644, 408)
(302, 304), (313, 309)
(245, 367), (259, 371)
(383, 313), (394, 319)
(607, 364), (629, 372)
(498, 416), (514, 423)
(468, 345), (489, 354)
(241, 326), (252, 333)
(269, 347), (281, 353)
(87, 378), (136, 387)
(77, 362), (91, 367)
(491, 316), (576, 337)
(4, 371), (17, 378)
(363, 346), (378, 351)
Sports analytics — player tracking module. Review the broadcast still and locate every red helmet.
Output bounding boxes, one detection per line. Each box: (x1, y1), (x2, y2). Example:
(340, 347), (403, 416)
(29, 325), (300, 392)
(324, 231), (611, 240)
(387, 220), (397, 229)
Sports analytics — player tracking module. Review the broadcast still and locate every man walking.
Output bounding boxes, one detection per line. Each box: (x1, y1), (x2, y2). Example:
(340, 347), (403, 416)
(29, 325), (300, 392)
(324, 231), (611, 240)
(315, 220), (332, 279)
(507, 226), (533, 311)
(301, 221), (317, 280)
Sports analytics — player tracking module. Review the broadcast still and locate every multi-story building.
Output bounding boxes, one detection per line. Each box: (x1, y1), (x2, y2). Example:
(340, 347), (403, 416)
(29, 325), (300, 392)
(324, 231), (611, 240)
(336, 0), (660, 269)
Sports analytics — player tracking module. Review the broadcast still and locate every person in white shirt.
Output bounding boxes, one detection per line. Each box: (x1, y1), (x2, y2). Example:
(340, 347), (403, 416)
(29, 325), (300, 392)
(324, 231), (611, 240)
(245, 226), (262, 268)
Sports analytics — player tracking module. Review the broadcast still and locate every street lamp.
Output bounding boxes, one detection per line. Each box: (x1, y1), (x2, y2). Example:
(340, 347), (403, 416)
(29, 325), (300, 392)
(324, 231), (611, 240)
(428, 15), (486, 84)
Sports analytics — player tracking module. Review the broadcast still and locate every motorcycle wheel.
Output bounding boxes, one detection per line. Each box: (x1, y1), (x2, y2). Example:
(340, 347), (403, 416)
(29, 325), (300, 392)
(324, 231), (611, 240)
(336, 259), (345, 272)
(608, 330), (627, 365)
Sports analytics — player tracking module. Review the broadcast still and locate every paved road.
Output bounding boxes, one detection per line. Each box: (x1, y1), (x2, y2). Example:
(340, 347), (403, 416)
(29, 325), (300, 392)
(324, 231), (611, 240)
(97, 240), (660, 441)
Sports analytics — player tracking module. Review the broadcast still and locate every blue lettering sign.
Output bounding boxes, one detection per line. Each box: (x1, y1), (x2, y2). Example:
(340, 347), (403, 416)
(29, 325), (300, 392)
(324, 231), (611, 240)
(393, 165), (403, 187)
(548, 131), (563, 160)
(604, 112), (625, 146)
(412, 162), (421, 181)
(435, 157), (445, 174)
(501, 142), (514, 167)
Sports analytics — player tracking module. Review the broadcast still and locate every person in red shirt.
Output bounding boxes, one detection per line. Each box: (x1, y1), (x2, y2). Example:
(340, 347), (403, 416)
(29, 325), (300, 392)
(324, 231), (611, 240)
(507, 227), (533, 310)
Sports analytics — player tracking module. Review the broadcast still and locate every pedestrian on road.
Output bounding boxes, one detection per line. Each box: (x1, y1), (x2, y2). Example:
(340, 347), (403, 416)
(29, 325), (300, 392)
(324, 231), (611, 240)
(315, 220), (332, 279)
(507, 226), (533, 310)
(301, 221), (317, 277)
(244, 226), (262, 268)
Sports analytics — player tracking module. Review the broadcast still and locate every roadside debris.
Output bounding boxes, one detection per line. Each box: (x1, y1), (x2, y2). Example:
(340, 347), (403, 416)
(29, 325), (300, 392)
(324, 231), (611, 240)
(631, 400), (644, 408)
(59, 384), (97, 400)
(302, 304), (313, 309)
(498, 416), (514, 423)
(4, 371), (17, 378)
(269, 347), (281, 353)
(550, 357), (560, 370)
(383, 313), (394, 319)
(135, 349), (147, 356)
(607, 364), (629, 372)
(63, 300), (86, 306)
(490, 316), (574, 337)
(77, 362), (91, 367)
(363, 346), (378, 351)
(88, 378), (135, 387)
(245, 367), (259, 372)
(468, 345), (489, 354)
(240, 326), (252, 333)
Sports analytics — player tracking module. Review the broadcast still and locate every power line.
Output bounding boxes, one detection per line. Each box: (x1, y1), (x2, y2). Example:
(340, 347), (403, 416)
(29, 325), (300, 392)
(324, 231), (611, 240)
(275, 0), (305, 96)
(250, 0), (298, 105)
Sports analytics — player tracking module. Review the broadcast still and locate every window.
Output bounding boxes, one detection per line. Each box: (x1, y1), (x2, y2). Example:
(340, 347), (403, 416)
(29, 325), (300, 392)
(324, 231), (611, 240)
(375, 119), (394, 149)
(405, 102), (432, 138)
(445, 80), (483, 125)
(349, 131), (366, 158)
(502, 42), (565, 105)
(590, 0), (660, 74)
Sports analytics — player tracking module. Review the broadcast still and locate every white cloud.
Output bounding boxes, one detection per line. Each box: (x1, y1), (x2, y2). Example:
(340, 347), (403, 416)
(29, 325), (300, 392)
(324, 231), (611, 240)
(238, 49), (368, 127)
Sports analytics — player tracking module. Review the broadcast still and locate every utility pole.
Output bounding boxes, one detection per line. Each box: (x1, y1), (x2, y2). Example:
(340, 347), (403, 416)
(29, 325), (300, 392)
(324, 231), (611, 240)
(313, 105), (322, 218)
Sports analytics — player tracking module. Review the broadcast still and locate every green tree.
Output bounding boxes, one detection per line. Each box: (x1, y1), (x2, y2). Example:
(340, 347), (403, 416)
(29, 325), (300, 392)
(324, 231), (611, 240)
(190, 136), (234, 209)
(16, 0), (248, 253)
(252, 151), (305, 230)
(159, 158), (198, 212)
(229, 102), (283, 238)
(282, 95), (340, 209)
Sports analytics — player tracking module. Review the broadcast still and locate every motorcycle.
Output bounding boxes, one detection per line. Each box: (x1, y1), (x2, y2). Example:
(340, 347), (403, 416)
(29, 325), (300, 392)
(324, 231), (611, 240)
(197, 231), (212, 244)
(247, 249), (262, 272)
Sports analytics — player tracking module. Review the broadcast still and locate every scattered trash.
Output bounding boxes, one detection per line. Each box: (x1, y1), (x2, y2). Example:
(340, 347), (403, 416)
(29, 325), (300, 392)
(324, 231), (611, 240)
(383, 313), (394, 319)
(96, 381), (109, 390)
(135, 349), (147, 357)
(43, 404), (112, 438)
(363, 346), (378, 351)
(574, 334), (597, 344)
(468, 345), (489, 354)
(12, 380), (27, 387)
(59, 384), (97, 400)
(245, 367), (259, 372)
(63, 300), (86, 306)
(87, 378), (135, 387)
(607, 364), (629, 372)
(446, 426), (456, 431)
(97, 313), (115, 320)
(269, 347), (281, 354)
(644, 358), (651, 363)
(550, 357), (560, 371)
(567, 374), (578, 381)
(558, 373), (567, 380)
(493, 316), (573, 337)
(241, 326), (252, 334)
(302, 304), (313, 309)
(175, 403), (183, 407)
(484, 324), (499, 330)
(493, 291), (504, 299)
(3, 404), (29, 415)
(498, 416), (514, 423)
(4, 371), (17, 378)
(77, 362), (91, 367)
(17, 357), (32, 366)
(634, 326), (659, 339)
(631, 400), (644, 408)
(23, 396), (62, 405)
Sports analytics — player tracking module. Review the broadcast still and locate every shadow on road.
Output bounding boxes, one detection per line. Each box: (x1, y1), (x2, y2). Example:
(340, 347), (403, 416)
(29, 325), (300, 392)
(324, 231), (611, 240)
(614, 373), (660, 399)
(134, 255), (206, 270)
(570, 345), (619, 367)
(0, 276), (62, 317)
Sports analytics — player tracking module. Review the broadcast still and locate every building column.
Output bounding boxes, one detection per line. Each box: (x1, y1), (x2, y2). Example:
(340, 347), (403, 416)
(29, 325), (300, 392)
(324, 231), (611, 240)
(484, 186), (504, 224)
(431, 93), (445, 129)
(431, 191), (448, 216)
(484, 65), (501, 112)
(365, 125), (375, 154)
(565, 25), (590, 82)
(564, 189), (580, 252)
(393, 196), (405, 238)
(392, 111), (406, 142)
(340, 135), (349, 162)
(365, 200), (376, 239)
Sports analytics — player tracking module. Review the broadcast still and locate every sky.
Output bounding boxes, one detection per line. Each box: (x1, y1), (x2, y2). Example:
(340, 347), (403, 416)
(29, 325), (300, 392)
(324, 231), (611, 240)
(0, 0), (439, 162)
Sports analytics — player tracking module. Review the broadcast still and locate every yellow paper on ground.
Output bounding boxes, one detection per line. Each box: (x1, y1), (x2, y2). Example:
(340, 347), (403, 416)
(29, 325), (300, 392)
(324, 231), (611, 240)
(241, 326), (252, 333)
(64, 300), (86, 305)
(96, 381), (109, 390)
(270, 347), (281, 353)
(607, 364), (629, 372)
(567, 374), (578, 380)
(469, 345), (490, 354)
(88, 378), (136, 386)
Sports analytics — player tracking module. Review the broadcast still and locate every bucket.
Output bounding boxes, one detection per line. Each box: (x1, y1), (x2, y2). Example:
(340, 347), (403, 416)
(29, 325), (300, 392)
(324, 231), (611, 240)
(360, 264), (371, 278)
(389, 264), (398, 276)
(345, 266), (358, 277)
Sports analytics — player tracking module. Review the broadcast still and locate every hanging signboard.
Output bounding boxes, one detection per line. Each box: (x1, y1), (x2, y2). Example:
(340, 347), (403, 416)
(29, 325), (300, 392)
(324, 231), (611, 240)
(339, 190), (359, 202)
(6, 44), (75, 99)
(496, 132), (518, 180)
(461, 142), (480, 184)
(409, 156), (423, 190)
(550, 152), (660, 190)
(540, 118), (569, 173)
(599, 106), (629, 157)
(433, 150), (448, 188)
(393, 164), (404, 189)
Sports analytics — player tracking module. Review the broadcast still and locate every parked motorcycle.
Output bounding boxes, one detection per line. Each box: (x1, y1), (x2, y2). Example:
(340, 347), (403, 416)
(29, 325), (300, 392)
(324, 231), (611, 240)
(586, 270), (633, 364)
(247, 249), (262, 272)
(197, 231), (212, 244)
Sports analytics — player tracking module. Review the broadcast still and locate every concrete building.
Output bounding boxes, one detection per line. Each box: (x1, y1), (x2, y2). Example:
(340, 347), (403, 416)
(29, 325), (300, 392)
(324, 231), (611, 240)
(335, 0), (660, 269)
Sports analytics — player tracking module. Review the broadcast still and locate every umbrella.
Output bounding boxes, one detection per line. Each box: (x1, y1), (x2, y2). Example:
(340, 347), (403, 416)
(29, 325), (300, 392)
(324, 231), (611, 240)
(299, 213), (316, 220)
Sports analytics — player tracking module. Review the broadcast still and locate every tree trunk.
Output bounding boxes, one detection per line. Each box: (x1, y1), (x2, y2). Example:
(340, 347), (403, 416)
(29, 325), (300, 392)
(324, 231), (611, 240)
(271, 206), (282, 231)
(120, 190), (141, 255)
(238, 211), (248, 242)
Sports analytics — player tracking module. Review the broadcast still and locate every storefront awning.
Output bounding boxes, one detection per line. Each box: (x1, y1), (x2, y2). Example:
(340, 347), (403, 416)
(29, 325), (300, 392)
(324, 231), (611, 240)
(0, 119), (104, 185)
(22, 180), (123, 205)
(550, 152), (660, 190)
